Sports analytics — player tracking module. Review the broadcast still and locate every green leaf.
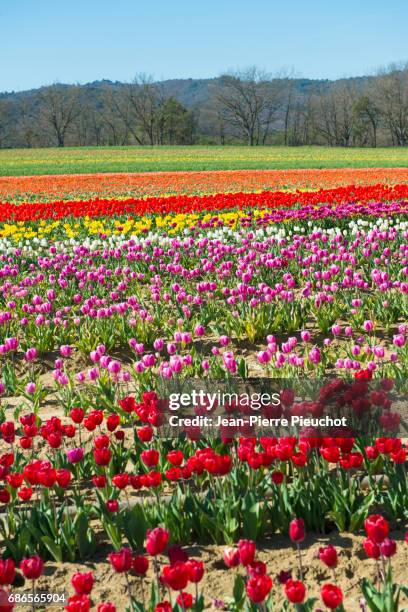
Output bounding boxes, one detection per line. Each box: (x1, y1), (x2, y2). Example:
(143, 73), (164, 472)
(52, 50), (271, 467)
(75, 511), (96, 560)
(233, 574), (245, 608)
(102, 518), (122, 550)
(361, 578), (386, 612)
(242, 493), (261, 540)
(122, 504), (148, 550)
(150, 579), (159, 609)
(41, 536), (63, 562)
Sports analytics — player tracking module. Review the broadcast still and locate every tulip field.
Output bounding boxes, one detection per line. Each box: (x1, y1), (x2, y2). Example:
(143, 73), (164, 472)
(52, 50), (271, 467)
(4, 146), (408, 176)
(0, 158), (408, 611)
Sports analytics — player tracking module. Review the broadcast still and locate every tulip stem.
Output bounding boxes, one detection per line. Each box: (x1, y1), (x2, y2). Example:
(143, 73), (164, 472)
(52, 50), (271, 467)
(139, 576), (145, 609)
(375, 560), (381, 585)
(179, 590), (186, 612)
(153, 557), (161, 598)
(379, 552), (387, 585)
(296, 542), (303, 581)
(31, 580), (35, 612)
(125, 572), (133, 610)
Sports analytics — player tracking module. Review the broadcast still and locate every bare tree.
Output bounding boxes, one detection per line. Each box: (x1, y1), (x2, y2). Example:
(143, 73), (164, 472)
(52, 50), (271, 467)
(376, 64), (408, 146)
(0, 99), (12, 147)
(125, 74), (163, 145)
(37, 84), (81, 146)
(353, 92), (380, 147)
(215, 67), (283, 145)
(96, 87), (130, 145)
(317, 83), (357, 146)
(16, 97), (37, 147)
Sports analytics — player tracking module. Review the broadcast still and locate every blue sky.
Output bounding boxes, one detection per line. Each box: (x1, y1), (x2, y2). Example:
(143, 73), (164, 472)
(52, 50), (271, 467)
(2, 0), (407, 91)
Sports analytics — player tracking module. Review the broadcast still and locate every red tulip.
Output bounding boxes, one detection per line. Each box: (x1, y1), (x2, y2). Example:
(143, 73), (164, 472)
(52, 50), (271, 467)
(186, 559), (204, 583)
(271, 471), (284, 484)
(141, 449), (159, 467)
(70, 408), (85, 424)
(0, 559), (15, 585)
(1, 422), (15, 444)
(321, 584), (343, 610)
(106, 414), (120, 432)
(165, 467), (182, 482)
(0, 587), (14, 611)
(56, 469), (72, 488)
(145, 471), (162, 488)
(111, 473), (129, 489)
(289, 518), (305, 543)
(93, 448), (111, 466)
(106, 499), (119, 513)
(132, 555), (149, 576)
(71, 571), (94, 595)
(18, 487), (33, 502)
(166, 450), (184, 466)
(168, 545), (188, 565)
(118, 396), (136, 413)
(246, 574), (272, 603)
(354, 369), (372, 380)
(137, 426), (153, 442)
(176, 592), (193, 609)
(145, 527), (169, 556)
(319, 544), (338, 568)
(380, 538), (396, 558)
(94, 435), (110, 450)
(363, 538), (380, 559)
(108, 548), (132, 573)
(129, 475), (143, 490)
(237, 539), (256, 566)
(160, 561), (189, 591)
(89, 410), (103, 425)
(6, 473), (23, 489)
(92, 475), (107, 489)
(84, 417), (96, 432)
(97, 604), (116, 612)
(19, 436), (32, 450)
(37, 468), (57, 488)
(65, 594), (90, 612)
(0, 489), (10, 504)
(364, 515), (389, 543)
(247, 561), (267, 578)
(320, 446), (340, 463)
(64, 425), (76, 438)
(365, 446), (379, 461)
(155, 602), (172, 612)
(284, 579), (306, 604)
(20, 555), (43, 580)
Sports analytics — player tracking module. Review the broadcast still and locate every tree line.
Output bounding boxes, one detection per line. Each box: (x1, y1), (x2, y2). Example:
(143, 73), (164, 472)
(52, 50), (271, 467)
(1, 65), (408, 148)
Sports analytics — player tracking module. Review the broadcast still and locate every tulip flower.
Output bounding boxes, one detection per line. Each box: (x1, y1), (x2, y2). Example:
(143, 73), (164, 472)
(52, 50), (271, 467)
(20, 556), (43, 580)
(321, 584), (343, 610)
(284, 579), (306, 604)
(223, 547), (240, 568)
(364, 515), (389, 543)
(0, 559), (15, 585)
(145, 527), (170, 556)
(71, 571), (94, 595)
(246, 574), (272, 603)
(289, 518), (305, 580)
